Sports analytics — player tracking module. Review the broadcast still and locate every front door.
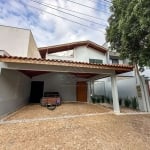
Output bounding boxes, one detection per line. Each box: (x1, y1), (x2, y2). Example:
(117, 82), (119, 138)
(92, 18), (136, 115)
(76, 81), (87, 102)
(30, 81), (44, 103)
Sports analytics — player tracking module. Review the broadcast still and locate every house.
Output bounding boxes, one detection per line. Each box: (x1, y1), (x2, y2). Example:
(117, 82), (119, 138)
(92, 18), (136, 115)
(98, 48), (150, 112)
(0, 25), (134, 117)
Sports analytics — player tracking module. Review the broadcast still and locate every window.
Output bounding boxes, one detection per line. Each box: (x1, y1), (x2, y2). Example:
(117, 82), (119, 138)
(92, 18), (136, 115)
(48, 50), (74, 57)
(89, 59), (103, 64)
(112, 59), (119, 64)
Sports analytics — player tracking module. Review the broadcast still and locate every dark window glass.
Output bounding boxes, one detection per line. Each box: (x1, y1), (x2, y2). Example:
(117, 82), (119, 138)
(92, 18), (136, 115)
(89, 59), (103, 64)
(112, 59), (119, 64)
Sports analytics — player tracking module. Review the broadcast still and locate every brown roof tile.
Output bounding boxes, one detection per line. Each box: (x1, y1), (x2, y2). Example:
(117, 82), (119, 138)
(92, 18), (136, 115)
(0, 55), (134, 74)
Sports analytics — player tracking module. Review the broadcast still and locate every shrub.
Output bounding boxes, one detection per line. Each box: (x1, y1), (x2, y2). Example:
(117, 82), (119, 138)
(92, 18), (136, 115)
(91, 96), (96, 103)
(101, 96), (105, 103)
(119, 98), (122, 106)
(124, 97), (131, 107)
(131, 97), (138, 109)
(97, 97), (101, 103)
(105, 96), (110, 103)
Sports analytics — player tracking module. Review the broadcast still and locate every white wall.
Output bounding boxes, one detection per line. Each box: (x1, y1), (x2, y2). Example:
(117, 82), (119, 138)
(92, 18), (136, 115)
(104, 77), (137, 100)
(27, 32), (41, 58)
(118, 71), (134, 77)
(141, 68), (150, 78)
(93, 81), (106, 96)
(46, 46), (107, 63)
(117, 77), (137, 98)
(0, 25), (30, 57)
(74, 46), (107, 63)
(0, 69), (31, 117)
(94, 77), (137, 101)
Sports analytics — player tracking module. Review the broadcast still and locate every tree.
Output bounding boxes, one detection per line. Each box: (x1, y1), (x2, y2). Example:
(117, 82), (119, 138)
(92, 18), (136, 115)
(106, 0), (150, 112)
(106, 0), (150, 67)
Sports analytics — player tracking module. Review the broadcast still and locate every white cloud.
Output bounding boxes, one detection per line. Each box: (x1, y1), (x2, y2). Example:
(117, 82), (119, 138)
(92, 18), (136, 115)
(0, 0), (111, 47)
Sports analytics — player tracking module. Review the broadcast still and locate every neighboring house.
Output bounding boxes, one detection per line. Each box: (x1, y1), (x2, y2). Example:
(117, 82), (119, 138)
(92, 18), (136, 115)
(95, 47), (150, 112)
(0, 25), (135, 117)
(0, 25), (40, 58)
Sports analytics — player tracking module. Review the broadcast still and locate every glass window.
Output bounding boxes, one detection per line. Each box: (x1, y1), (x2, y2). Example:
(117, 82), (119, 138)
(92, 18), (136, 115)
(112, 59), (119, 64)
(48, 50), (74, 57)
(89, 59), (103, 64)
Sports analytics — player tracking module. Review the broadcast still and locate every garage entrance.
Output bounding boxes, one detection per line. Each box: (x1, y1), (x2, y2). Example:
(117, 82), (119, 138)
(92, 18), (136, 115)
(0, 55), (133, 114)
(30, 81), (44, 103)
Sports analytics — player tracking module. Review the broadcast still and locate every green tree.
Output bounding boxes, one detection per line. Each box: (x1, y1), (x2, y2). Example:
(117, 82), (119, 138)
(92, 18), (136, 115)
(106, 0), (150, 67)
(106, 0), (150, 112)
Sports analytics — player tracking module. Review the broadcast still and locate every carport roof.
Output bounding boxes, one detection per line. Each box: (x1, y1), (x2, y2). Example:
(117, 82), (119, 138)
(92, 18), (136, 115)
(0, 55), (133, 74)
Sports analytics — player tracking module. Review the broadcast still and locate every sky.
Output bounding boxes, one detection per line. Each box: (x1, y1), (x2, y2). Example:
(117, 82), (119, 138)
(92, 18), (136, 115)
(0, 0), (111, 47)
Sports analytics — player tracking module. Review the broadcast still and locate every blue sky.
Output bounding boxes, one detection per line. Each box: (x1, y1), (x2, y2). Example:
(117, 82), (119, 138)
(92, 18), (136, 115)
(0, 0), (111, 47)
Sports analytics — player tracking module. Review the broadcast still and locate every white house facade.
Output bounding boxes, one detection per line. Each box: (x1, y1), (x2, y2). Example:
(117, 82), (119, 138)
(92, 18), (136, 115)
(0, 25), (144, 118)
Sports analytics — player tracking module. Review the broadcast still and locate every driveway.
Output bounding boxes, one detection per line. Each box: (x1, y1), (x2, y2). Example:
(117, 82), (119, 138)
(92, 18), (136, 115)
(0, 103), (150, 150)
(2, 103), (111, 121)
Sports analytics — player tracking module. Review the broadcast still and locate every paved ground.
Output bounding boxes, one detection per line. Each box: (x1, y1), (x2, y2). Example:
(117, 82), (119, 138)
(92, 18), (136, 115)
(2, 103), (111, 121)
(0, 103), (150, 150)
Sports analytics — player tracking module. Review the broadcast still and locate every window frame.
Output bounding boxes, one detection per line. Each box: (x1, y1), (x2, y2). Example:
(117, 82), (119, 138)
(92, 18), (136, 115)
(89, 59), (103, 64)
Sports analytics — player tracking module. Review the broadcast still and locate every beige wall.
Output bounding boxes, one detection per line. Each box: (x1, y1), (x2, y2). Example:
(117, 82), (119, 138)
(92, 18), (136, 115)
(0, 25), (41, 58)
(27, 32), (41, 58)
(0, 25), (30, 57)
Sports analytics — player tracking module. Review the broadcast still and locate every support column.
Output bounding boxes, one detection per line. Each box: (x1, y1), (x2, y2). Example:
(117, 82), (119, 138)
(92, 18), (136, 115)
(87, 81), (91, 103)
(91, 80), (94, 96)
(111, 75), (120, 113)
(0, 64), (2, 75)
(0, 62), (6, 75)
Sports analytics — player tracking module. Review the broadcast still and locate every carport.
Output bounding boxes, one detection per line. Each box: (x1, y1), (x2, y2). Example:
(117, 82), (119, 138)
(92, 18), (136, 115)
(0, 55), (133, 114)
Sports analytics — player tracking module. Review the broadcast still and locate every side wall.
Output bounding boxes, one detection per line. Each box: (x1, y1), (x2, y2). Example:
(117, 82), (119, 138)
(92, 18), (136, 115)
(27, 32), (41, 58)
(104, 77), (137, 100)
(0, 69), (31, 117)
(95, 77), (137, 100)
(0, 25), (30, 57)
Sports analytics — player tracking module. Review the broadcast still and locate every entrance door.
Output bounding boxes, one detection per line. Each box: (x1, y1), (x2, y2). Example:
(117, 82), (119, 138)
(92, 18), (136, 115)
(30, 81), (44, 103)
(76, 81), (87, 102)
